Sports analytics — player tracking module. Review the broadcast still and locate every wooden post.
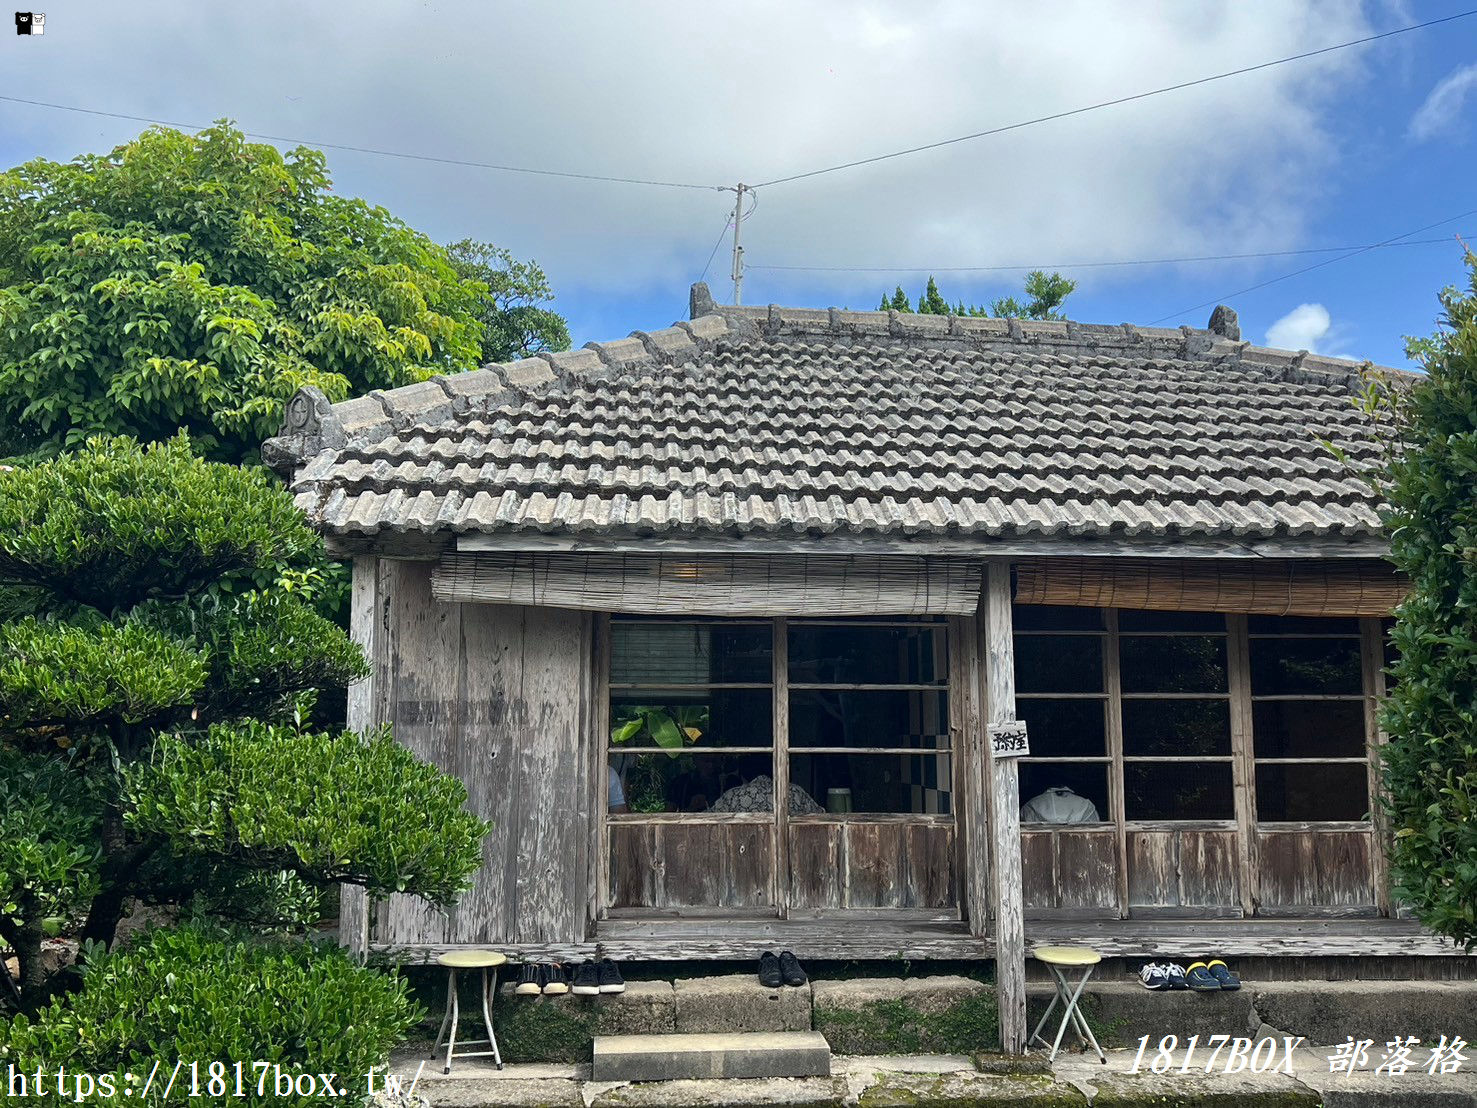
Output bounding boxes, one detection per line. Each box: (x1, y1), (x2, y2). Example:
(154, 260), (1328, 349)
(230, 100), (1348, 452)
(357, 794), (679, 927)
(981, 562), (1026, 1053)
(339, 555), (377, 957)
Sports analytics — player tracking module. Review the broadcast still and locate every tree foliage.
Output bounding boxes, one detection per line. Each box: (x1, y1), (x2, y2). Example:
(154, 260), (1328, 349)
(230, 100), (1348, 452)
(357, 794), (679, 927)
(2, 920), (420, 1107)
(877, 270), (1077, 320)
(0, 436), (486, 1009)
(446, 238), (571, 363)
(0, 123), (553, 463)
(1377, 255), (1477, 949)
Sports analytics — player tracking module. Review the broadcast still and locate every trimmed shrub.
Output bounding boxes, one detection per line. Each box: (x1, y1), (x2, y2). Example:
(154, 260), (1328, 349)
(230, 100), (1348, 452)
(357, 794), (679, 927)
(0, 920), (418, 1106)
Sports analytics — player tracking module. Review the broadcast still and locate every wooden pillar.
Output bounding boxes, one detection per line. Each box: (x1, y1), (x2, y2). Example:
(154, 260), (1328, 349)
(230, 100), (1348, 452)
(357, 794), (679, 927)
(339, 554), (377, 957)
(982, 561), (1026, 1053)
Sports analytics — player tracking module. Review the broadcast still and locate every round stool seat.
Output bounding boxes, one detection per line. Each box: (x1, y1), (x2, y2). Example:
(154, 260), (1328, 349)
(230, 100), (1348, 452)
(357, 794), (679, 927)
(436, 950), (507, 969)
(1032, 945), (1101, 967)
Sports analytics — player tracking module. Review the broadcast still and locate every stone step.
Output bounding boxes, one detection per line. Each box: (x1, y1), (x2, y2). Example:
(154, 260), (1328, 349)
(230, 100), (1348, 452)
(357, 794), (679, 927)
(591, 1031), (831, 1082)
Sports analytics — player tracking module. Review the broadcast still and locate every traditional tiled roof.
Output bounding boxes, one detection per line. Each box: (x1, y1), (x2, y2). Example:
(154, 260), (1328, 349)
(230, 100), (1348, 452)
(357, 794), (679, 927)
(263, 284), (1404, 553)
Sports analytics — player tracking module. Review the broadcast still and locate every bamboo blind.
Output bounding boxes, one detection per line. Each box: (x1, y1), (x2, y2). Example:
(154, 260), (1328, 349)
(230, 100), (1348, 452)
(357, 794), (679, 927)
(431, 552), (986, 615)
(1014, 557), (1407, 617)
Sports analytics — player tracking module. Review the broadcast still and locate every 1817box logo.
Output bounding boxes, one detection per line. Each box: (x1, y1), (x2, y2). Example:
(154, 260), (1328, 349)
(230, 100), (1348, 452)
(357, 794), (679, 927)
(15, 11), (44, 34)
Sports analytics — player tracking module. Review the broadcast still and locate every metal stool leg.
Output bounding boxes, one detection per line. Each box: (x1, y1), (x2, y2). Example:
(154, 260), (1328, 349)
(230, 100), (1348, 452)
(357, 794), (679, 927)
(430, 966), (454, 1059)
(1061, 966), (1106, 1063)
(1028, 984), (1061, 1048)
(443, 967), (460, 1074)
(479, 966), (503, 1070)
(1047, 965), (1097, 1062)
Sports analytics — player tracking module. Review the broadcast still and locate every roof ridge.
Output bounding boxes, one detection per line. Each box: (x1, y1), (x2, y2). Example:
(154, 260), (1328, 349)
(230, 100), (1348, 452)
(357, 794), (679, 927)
(261, 280), (1410, 475)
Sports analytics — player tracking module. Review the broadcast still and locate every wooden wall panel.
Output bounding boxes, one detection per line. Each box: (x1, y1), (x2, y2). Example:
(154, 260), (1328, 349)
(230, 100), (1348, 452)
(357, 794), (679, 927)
(1256, 830), (1376, 915)
(789, 822), (843, 910)
(375, 562), (594, 946)
(608, 822), (772, 909)
(1022, 830), (1119, 917)
(1128, 829), (1241, 916)
(786, 821), (957, 911)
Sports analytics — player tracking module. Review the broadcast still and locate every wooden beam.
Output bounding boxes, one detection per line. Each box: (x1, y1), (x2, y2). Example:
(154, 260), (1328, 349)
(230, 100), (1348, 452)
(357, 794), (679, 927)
(454, 531), (1392, 561)
(339, 555), (377, 957)
(951, 616), (991, 939)
(982, 561), (1027, 1053)
(1027, 919), (1467, 959)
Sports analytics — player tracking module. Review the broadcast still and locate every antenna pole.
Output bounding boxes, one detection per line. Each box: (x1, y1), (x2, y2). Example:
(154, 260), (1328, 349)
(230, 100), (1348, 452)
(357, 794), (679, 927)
(729, 183), (747, 305)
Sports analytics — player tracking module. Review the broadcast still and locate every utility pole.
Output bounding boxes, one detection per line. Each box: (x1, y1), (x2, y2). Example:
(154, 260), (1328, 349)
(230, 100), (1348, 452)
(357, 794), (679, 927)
(729, 183), (747, 305)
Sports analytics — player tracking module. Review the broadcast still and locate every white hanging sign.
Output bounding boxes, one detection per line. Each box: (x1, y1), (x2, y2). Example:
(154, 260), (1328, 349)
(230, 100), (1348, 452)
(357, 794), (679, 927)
(988, 720), (1030, 759)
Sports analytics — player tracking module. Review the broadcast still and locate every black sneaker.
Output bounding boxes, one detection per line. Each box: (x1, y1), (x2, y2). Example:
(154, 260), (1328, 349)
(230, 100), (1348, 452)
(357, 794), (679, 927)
(779, 950), (807, 987)
(514, 963), (542, 996)
(598, 959), (626, 994)
(543, 963), (570, 995)
(758, 950), (782, 989)
(571, 962), (601, 996)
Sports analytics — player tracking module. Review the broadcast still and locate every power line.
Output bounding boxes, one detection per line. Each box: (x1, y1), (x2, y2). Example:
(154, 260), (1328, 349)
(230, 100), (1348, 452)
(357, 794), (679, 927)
(699, 212), (734, 283)
(0, 93), (726, 192)
(754, 9), (1477, 189)
(1149, 209), (1477, 325)
(747, 236), (1470, 275)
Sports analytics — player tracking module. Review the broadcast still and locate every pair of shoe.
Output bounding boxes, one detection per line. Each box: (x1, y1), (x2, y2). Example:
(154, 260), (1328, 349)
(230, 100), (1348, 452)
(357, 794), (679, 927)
(514, 960), (626, 996)
(572, 959), (626, 996)
(1139, 960), (1241, 992)
(758, 950), (806, 989)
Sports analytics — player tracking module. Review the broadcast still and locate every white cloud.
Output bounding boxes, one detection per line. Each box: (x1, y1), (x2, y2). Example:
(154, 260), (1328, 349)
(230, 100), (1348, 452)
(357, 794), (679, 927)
(1409, 63), (1477, 142)
(1267, 303), (1333, 350)
(1265, 302), (1359, 360)
(0, 1), (1379, 318)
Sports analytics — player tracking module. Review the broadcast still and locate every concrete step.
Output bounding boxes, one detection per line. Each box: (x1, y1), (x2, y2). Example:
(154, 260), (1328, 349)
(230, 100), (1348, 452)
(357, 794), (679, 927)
(591, 1031), (831, 1082)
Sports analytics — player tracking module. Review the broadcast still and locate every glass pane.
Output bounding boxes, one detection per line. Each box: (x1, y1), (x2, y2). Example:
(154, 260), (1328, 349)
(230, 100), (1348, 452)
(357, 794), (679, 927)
(1120, 636), (1228, 693)
(1122, 699), (1232, 757)
(1256, 763), (1369, 821)
(789, 752), (952, 814)
(610, 621), (772, 685)
(1252, 700), (1366, 759)
(609, 752), (772, 814)
(1124, 762), (1234, 820)
(1250, 637), (1362, 696)
(1248, 615), (1360, 635)
(789, 689), (949, 750)
(1018, 763), (1109, 823)
(1118, 609), (1226, 632)
(787, 624), (944, 685)
(1016, 698), (1107, 757)
(1015, 635), (1103, 693)
(610, 690), (772, 749)
(1013, 605), (1105, 631)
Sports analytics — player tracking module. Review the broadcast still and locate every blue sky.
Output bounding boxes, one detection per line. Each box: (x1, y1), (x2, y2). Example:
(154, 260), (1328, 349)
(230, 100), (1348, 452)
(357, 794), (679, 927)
(2, 1), (1474, 368)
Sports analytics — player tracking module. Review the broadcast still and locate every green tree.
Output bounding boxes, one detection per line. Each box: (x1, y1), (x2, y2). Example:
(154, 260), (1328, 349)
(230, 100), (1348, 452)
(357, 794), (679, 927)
(445, 239), (571, 363)
(877, 271), (1076, 320)
(0, 123), (492, 463)
(1376, 255), (1477, 949)
(990, 270), (1078, 321)
(0, 436), (488, 1008)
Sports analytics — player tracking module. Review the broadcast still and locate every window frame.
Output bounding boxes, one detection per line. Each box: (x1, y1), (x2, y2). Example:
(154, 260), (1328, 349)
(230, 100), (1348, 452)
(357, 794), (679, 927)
(599, 614), (959, 918)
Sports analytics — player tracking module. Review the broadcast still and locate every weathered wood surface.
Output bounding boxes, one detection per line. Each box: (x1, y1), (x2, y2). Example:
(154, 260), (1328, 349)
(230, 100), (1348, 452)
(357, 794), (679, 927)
(949, 615), (992, 936)
(338, 555), (377, 956)
(455, 530), (1393, 562)
(374, 561), (594, 947)
(787, 821), (957, 911)
(1256, 829), (1376, 913)
(1127, 829), (1241, 914)
(1028, 918), (1465, 958)
(982, 562), (1027, 1053)
(608, 822), (772, 910)
(594, 917), (992, 961)
(1022, 829), (1119, 917)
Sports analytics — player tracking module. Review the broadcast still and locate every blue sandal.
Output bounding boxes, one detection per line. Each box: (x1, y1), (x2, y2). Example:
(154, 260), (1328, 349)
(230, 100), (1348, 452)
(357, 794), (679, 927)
(1206, 959), (1241, 991)
(1184, 962), (1222, 991)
